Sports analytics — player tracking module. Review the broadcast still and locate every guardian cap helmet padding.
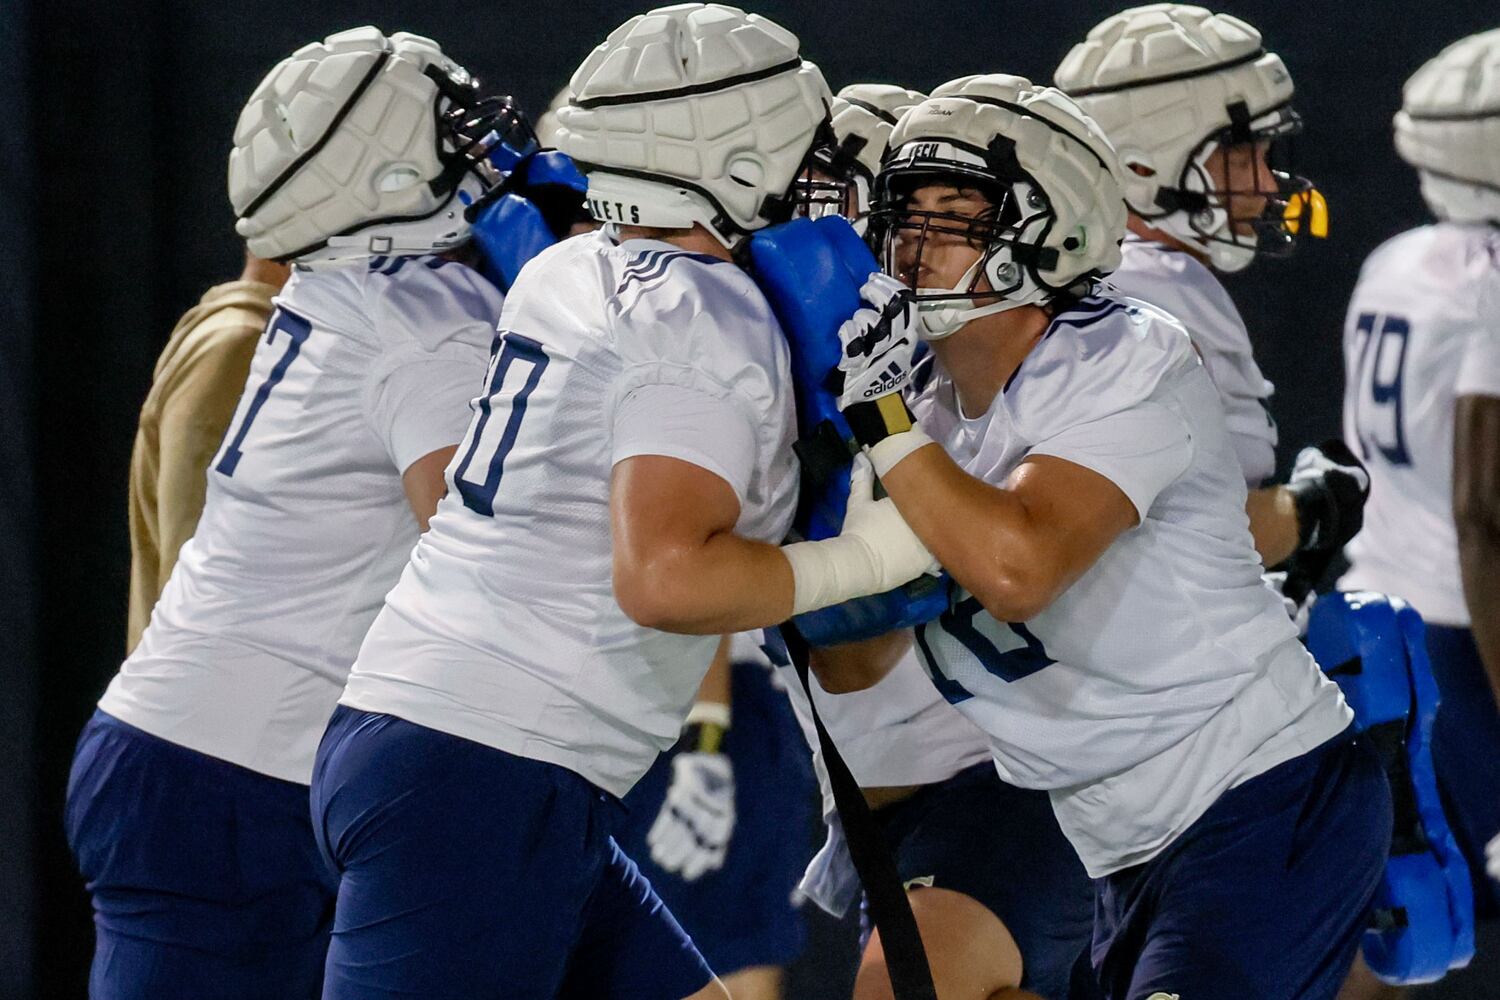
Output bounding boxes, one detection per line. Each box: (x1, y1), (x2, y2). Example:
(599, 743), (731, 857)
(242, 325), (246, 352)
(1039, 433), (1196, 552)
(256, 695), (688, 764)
(871, 74), (1126, 339)
(1395, 28), (1500, 225)
(1055, 3), (1324, 272)
(230, 26), (533, 264)
(796, 84), (925, 233)
(552, 3), (832, 248)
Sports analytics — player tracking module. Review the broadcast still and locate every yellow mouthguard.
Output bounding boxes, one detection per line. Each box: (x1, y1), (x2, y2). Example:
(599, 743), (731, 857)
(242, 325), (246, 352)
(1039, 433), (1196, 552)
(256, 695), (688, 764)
(1284, 188), (1329, 238)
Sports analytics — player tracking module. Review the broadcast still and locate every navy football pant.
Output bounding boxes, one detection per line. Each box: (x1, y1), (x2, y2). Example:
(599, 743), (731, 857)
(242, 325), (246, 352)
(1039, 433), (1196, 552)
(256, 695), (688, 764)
(311, 705), (714, 1000)
(1092, 730), (1391, 1000)
(65, 710), (336, 1000)
(617, 660), (815, 976)
(1425, 624), (1500, 917)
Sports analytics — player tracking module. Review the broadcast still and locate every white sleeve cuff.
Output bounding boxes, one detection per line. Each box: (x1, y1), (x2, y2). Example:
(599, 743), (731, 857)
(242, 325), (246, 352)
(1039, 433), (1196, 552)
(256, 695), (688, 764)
(610, 382), (758, 505)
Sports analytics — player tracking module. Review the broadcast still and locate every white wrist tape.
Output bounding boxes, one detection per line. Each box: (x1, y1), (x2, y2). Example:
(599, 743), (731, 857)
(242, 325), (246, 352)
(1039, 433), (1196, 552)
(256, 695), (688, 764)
(782, 536), (879, 617)
(685, 701), (732, 729)
(866, 423), (936, 478)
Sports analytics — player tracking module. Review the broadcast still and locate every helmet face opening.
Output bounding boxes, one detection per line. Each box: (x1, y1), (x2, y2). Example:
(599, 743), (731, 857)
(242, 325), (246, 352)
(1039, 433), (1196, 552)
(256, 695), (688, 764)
(427, 67), (538, 198)
(870, 168), (1040, 303)
(793, 125), (873, 226)
(1163, 104), (1326, 261)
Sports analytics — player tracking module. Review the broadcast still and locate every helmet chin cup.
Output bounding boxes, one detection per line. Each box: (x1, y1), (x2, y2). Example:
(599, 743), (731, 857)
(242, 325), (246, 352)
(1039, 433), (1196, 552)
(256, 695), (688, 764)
(916, 296), (1025, 340)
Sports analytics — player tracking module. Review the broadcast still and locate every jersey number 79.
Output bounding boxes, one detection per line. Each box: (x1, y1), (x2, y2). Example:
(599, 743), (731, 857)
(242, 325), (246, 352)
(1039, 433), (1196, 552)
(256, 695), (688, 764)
(1349, 311), (1412, 467)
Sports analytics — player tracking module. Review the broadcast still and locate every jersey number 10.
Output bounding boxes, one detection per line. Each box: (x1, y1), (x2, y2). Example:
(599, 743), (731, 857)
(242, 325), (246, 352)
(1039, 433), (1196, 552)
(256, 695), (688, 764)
(1350, 311), (1412, 468)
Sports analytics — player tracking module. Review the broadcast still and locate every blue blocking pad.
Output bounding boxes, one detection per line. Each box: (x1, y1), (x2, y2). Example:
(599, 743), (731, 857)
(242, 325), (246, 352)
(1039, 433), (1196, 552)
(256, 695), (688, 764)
(1305, 591), (1475, 984)
(469, 150), (588, 292)
(748, 216), (950, 646)
(469, 192), (559, 292)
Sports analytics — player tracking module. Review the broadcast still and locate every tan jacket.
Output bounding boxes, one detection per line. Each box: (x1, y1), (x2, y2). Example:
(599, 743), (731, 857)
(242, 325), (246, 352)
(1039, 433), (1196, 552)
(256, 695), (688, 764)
(126, 280), (278, 652)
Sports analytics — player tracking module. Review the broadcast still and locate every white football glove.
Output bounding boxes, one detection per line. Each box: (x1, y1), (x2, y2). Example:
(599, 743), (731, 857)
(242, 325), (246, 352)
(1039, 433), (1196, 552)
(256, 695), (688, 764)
(1487, 830), (1500, 886)
(781, 455), (941, 616)
(836, 273), (920, 409)
(647, 752), (735, 882)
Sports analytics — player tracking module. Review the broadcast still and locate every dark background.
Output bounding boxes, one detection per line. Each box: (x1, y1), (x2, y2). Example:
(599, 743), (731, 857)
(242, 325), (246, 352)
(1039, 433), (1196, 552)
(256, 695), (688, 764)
(4, 2), (1497, 998)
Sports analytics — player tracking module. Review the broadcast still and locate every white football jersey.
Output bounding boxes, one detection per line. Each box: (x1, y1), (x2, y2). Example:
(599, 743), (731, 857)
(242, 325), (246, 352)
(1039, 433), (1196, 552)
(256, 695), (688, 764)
(908, 296), (1351, 876)
(341, 230), (799, 798)
(776, 647), (992, 794)
(1340, 223), (1500, 626)
(100, 257), (502, 783)
(1107, 235), (1279, 487)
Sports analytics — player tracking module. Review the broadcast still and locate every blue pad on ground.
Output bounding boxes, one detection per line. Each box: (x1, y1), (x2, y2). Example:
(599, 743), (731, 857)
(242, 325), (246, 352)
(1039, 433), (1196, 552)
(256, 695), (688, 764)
(1306, 591), (1475, 984)
(747, 215), (949, 646)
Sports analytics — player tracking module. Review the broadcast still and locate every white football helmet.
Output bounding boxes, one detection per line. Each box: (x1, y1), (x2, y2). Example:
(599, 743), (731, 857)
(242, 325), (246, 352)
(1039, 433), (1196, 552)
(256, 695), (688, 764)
(1055, 4), (1325, 272)
(229, 26), (533, 264)
(795, 84), (926, 234)
(552, 3), (831, 248)
(1395, 28), (1500, 225)
(872, 74), (1126, 339)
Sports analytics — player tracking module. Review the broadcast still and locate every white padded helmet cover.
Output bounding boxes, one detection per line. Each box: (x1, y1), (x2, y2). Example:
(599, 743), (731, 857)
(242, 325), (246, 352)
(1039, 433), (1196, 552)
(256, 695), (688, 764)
(229, 27), (485, 263)
(1054, 4), (1293, 219)
(553, 3), (830, 245)
(888, 74), (1127, 294)
(829, 84), (927, 182)
(1395, 28), (1500, 223)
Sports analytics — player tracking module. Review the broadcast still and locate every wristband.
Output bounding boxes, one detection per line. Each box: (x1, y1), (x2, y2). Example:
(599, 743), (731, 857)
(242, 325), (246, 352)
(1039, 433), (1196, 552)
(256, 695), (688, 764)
(682, 706), (730, 754)
(844, 394), (916, 448)
(866, 423), (936, 478)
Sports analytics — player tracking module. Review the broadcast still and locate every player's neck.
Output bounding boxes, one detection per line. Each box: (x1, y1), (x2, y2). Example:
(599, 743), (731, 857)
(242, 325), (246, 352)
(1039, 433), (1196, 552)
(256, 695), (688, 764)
(616, 223), (735, 263)
(240, 252), (292, 288)
(1127, 214), (1211, 268)
(928, 304), (1051, 419)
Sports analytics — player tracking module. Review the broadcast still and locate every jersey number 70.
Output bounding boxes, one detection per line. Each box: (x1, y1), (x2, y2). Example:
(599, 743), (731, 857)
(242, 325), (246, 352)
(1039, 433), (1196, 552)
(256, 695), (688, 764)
(452, 333), (550, 516)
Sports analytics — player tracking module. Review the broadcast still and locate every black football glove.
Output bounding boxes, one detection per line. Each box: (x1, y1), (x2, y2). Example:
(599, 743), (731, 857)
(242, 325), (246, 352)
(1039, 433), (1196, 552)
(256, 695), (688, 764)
(1287, 439), (1371, 554)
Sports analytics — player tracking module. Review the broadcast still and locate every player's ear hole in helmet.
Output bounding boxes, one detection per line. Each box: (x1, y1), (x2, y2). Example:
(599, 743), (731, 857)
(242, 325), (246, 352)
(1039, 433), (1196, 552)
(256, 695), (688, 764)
(230, 27), (541, 265)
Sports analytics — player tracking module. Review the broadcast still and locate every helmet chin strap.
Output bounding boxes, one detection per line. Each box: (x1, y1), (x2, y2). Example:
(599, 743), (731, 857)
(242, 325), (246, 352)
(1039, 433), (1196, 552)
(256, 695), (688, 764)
(914, 256), (1030, 340)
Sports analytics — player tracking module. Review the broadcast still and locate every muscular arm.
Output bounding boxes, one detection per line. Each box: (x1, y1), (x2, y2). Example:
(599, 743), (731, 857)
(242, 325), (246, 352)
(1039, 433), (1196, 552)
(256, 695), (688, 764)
(1454, 394), (1500, 704)
(401, 445), (458, 531)
(611, 455), (795, 634)
(880, 444), (1138, 622)
(1245, 484), (1300, 567)
(694, 636), (733, 711)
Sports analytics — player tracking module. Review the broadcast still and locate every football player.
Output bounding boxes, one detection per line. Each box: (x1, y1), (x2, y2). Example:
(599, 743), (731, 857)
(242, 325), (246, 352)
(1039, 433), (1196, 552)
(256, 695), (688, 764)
(1056, 4), (1369, 574)
(65, 27), (532, 998)
(125, 248), (290, 652)
(312, 6), (935, 997)
(1337, 27), (1500, 998)
(831, 75), (1391, 1000)
(615, 632), (816, 1000)
(789, 84), (1096, 1000)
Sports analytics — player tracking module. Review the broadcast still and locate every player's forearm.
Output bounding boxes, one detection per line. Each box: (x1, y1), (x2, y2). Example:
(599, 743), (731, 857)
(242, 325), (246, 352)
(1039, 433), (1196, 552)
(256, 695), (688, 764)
(879, 444), (1058, 621)
(809, 630), (911, 694)
(694, 636), (733, 709)
(1245, 485), (1300, 567)
(613, 531), (796, 635)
